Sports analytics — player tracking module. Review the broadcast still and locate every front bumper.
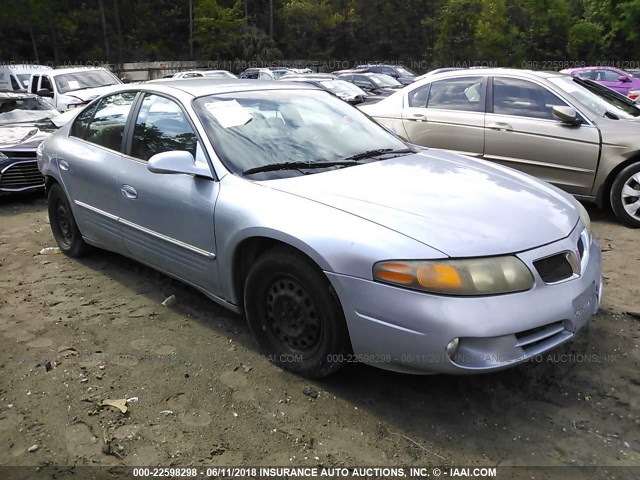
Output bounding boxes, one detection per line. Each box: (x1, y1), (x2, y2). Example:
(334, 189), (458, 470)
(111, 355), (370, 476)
(327, 226), (602, 374)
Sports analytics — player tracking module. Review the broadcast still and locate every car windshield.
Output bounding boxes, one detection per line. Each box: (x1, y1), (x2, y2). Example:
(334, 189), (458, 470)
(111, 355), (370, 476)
(205, 71), (236, 79)
(368, 74), (401, 87)
(550, 76), (640, 119)
(17, 74), (32, 88)
(319, 79), (367, 96)
(54, 70), (120, 94)
(0, 96), (58, 125)
(193, 89), (408, 178)
(395, 65), (416, 77)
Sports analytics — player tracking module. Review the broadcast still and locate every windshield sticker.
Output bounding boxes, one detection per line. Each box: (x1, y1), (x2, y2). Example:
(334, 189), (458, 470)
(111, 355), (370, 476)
(204, 100), (252, 128)
(67, 80), (80, 90)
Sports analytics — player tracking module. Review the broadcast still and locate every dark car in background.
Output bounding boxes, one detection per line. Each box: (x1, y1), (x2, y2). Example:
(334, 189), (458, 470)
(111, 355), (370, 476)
(0, 92), (61, 195)
(336, 72), (403, 97)
(281, 74), (383, 104)
(355, 64), (417, 85)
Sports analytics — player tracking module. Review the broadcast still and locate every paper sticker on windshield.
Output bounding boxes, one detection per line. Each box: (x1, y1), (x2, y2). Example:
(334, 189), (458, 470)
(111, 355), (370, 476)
(67, 80), (80, 90)
(204, 100), (252, 128)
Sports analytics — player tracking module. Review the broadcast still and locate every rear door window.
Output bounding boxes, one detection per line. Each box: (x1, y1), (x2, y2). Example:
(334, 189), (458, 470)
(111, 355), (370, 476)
(427, 77), (484, 112)
(30, 75), (40, 93)
(70, 92), (137, 151)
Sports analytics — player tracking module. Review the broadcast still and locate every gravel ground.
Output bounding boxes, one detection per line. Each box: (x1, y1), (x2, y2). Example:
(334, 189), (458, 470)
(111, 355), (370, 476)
(0, 195), (639, 480)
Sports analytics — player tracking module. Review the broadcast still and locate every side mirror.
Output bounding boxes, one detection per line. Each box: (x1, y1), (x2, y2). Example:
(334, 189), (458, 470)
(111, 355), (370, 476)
(120, 77), (131, 84)
(147, 151), (213, 179)
(552, 106), (581, 126)
(37, 88), (53, 98)
(348, 95), (365, 105)
(619, 75), (631, 83)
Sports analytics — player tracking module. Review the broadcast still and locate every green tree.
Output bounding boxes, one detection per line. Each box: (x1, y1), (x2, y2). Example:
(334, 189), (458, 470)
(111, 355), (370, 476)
(194, 0), (244, 59)
(475, 0), (514, 65)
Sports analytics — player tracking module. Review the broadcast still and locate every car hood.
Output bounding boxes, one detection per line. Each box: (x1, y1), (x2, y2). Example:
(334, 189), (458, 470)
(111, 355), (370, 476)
(0, 125), (54, 149)
(263, 151), (579, 257)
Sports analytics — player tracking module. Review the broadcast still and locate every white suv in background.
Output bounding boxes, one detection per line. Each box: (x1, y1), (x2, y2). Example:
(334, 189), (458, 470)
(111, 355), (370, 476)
(28, 67), (122, 110)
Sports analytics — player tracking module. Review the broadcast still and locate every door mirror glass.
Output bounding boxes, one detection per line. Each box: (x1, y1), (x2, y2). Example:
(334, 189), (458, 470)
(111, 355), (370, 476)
(552, 105), (581, 125)
(148, 150), (213, 179)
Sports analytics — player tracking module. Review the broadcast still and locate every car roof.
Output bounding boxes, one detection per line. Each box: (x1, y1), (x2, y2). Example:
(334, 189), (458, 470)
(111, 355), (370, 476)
(41, 67), (112, 77)
(421, 68), (569, 80)
(140, 78), (320, 97)
(283, 74), (336, 80)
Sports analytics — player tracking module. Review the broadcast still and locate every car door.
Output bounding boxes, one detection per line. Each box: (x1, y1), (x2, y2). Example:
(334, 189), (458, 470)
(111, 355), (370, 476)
(58, 91), (138, 250)
(483, 76), (600, 195)
(118, 92), (221, 294)
(401, 76), (486, 157)
(594, 69), (627, 95)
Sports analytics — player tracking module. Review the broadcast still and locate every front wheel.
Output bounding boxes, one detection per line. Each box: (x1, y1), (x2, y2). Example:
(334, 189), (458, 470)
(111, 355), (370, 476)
(610, 162), (640, 228)
(48, 183), (91, 257)
(244, 247), (351, 378)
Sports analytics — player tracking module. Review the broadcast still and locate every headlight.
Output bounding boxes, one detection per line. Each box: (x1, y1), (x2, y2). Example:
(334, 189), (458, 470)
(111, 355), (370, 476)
(0, 152), (8, 160)
(373, 256), (534, 296)
(578, 202), (591, 236)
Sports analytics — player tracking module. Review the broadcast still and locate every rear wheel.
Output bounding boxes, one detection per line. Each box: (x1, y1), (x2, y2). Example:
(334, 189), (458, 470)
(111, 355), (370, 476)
(610, 162), (640, 228)
(48, 183), (91, 257)
(244, 247), (351, 378)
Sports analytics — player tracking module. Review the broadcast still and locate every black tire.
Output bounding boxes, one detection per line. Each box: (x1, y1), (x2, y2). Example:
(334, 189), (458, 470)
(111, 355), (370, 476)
(244, 247), (351, 378)
(47, 183), (91, 257)
(610, 162), (640, 228)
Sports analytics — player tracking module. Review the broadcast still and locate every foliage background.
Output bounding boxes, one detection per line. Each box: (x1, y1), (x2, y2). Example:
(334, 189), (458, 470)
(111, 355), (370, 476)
(2, 0), (639, 71)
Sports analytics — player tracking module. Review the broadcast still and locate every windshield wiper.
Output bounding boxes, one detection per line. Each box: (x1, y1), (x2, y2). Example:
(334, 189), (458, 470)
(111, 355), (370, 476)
(243, 160), (360, 176)
(342, 148), (414, 161)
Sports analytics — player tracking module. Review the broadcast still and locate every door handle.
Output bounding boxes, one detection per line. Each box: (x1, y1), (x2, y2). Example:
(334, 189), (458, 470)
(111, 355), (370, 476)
(59, 160), (69, 171)
(408, 113), (427, 122)
(120, 185), (138, 199)
(487, 122), (513, 131)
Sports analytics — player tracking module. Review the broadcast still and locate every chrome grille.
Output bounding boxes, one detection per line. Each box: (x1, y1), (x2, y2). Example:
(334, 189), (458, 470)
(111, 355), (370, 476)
(533, 253), (573, 283)
(0, 160), (44, 191)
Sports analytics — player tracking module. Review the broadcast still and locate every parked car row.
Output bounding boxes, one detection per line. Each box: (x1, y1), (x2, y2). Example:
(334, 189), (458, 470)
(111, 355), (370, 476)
(36, 78), (602, 379)
(359, 68), (640, 227)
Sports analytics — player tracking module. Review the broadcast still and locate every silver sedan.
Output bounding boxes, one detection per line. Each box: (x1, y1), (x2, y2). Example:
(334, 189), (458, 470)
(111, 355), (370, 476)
(38, 80), (602, 377)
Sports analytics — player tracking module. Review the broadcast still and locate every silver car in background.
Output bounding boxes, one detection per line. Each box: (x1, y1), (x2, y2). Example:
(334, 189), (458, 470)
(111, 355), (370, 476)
(360, 68), (640, 228)
(38, 80), (601, 377)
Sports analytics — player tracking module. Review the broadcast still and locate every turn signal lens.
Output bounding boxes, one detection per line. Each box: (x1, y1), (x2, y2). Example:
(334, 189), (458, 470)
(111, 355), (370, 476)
(416, 264), (462, 291)
(374, 262), (414, 285)
(373, 257), (533, 296)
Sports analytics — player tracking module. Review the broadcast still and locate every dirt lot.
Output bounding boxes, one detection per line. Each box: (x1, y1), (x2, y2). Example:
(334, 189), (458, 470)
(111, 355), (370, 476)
(0, 194), (639, 479)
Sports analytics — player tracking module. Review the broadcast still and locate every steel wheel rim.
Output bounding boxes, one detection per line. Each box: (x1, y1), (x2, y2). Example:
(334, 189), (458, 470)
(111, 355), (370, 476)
(265, 276), (322, 355)
(55, 200), (73, 247)
(621, 172), (640, 220)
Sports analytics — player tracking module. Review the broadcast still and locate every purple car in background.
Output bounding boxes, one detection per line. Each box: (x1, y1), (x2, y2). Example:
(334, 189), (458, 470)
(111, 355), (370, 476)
(561, 66), (640, 100)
